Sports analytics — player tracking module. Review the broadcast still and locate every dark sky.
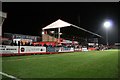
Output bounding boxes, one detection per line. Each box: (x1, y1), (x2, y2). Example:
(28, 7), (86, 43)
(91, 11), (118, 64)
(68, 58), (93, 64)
(2, 2), (119, 44)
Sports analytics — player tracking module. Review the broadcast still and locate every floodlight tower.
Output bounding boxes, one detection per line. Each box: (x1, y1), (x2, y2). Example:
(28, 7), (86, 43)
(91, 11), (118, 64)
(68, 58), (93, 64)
(103, 20), (112, 46)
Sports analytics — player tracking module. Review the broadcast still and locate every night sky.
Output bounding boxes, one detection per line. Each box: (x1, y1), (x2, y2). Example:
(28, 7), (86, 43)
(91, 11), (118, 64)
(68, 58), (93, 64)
(2, 2), (119, 45)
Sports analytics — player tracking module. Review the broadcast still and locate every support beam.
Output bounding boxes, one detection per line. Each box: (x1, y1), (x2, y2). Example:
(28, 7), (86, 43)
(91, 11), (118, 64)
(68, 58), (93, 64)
(58, 27), (60, 43)
(72, 24), (102, 38)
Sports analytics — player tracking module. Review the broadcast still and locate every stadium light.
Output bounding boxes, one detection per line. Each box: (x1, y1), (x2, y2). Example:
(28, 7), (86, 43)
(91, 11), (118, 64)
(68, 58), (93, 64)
(103, 21), (112, 29)
(59, 33), (62, 35)
(50, 31), (54, 34)
(42, 31), (44, 35)
(103, 20), (112, 46)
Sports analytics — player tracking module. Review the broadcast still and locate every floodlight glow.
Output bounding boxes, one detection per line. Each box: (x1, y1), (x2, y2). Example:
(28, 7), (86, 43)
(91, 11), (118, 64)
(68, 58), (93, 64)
(104, 22), (111, 28)
(103, 20), (113, 29)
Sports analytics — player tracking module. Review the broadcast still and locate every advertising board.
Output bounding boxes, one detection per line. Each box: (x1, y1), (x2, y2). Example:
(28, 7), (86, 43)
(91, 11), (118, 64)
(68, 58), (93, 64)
(58, 47), (74, 52)
(20, 46), (46, 53)
(0, 45), (18, 54)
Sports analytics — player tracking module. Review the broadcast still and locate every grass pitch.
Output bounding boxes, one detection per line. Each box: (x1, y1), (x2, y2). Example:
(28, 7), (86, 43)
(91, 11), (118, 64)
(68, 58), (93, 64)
(1, 50), (119, 79)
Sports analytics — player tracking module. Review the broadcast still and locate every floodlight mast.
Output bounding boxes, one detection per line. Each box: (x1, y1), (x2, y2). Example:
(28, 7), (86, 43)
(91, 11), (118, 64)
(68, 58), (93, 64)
(106, 29), (108, 46)
(103, 21), (111, 46)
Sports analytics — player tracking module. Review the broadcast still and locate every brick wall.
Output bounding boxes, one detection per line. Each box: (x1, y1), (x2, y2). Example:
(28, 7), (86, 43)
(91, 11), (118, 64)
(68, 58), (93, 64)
(42, 34), (58, 42)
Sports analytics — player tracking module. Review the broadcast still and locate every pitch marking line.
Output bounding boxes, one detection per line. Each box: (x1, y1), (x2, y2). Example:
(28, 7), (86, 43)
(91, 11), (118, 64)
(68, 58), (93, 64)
(2, 54), (71, 62)
(104, 50), (119, 51)
(2, 56), (58, 62)
(0, 72), (21, 80)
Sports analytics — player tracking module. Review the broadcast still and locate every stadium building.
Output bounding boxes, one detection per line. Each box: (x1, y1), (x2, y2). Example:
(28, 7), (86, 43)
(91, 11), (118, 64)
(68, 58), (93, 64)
(39, 19), (100, 48)
(2, 18), (100, 49)
(2, 33), (41, 45)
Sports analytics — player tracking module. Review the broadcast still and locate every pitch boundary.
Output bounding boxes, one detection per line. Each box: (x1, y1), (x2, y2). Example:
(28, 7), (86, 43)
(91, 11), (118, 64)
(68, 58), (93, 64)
(0, 72), (21, 80)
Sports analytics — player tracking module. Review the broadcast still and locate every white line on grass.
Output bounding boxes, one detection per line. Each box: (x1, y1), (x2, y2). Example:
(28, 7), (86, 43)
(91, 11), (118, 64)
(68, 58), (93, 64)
(2, 54), (71, 62)
(104, 50), (119, 51)
(2, 56), (58, 62)
(0, 72), (21, 80)
(0, 51), (110, 62)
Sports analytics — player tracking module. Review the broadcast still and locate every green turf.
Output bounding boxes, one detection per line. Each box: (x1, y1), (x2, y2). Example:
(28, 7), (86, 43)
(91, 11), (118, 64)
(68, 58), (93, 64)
(1, 50), (119, 79)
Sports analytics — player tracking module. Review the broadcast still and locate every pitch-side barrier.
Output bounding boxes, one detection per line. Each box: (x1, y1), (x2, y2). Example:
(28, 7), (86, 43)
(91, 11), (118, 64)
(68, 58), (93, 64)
(0, 45), (90, 56)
